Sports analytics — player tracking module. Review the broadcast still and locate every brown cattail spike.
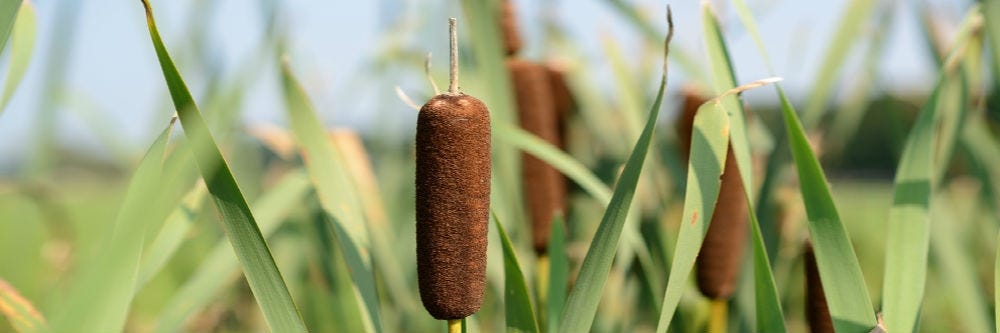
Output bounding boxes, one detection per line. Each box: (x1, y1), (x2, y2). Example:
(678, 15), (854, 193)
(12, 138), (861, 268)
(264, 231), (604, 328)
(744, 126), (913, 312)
(507, 58), (565, 254)
(804, 242), (834, 333)
(695, 145), (749, 299)
(416, 93), (491, 320)
(500, 0), (523, 56)
(415, 18), (491, 320)
(678, 88), (749, 300)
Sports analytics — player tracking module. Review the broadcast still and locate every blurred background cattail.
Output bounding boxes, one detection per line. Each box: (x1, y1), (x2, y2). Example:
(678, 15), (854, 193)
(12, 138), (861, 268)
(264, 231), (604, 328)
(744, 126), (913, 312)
(508, 58), (566, 254)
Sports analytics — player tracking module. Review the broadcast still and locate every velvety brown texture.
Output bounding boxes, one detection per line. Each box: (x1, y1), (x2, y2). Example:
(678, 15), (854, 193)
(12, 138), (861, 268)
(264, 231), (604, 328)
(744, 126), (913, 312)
(695, 146), (749, 299)
(677, 88), (749, 300)
(545, 64), (575, 150)
(415, 93), (491, 320)
(804, 242), (834, 333)
(508, 59), (566, 254)
(500, 0), (522, 56)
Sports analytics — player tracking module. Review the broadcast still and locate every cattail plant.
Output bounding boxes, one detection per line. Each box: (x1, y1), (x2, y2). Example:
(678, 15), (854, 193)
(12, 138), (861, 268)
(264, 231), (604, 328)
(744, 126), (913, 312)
(508, 58), (566, 254)
(500, 0), (566, 257)
(415, 18), (491, 332)
(675, 87), (749, 331)
(804, 242), (834, 333)
(500, 0), (522, 57)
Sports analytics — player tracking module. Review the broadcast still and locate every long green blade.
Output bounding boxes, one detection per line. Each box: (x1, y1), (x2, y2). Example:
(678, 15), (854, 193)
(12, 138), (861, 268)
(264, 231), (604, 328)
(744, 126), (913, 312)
(0, 0), (20, 53)
(140, 1), (306, 332)
(881, 9), (980, 330)
(494, 211), (540, 333)
(777, 88), (876, 332)
(557, 12), (671, 333)
(987, 0), (1000, 77)
(545, 217), (568, 333)
(653, 100), (729, 333)
(136, 185), (207, 290)
(995, 231), (1000, 333)
(747, 206), (785, 332)
(702, 3), (753, 203)
(722, 2), (877, 327)
(279, 61), (382, 333)
(154, 171), (312, 333)
(0, 0), (35, 113)
(878, 63), (945, 333)
(48, 119), (180, 333)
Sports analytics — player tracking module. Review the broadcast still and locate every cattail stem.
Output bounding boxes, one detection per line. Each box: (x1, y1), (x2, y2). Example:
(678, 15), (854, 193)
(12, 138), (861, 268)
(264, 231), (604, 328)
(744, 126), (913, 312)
(709, 299), (728, 333)
(535, 254), (551, 327)
(447, 319), (462, 333)
(448, 18), (458, 95)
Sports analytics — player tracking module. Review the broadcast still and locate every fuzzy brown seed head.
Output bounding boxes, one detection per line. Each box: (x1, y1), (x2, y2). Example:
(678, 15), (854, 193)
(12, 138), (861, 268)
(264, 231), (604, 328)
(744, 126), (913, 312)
(804, 242), (834, 333)
(415, 93), (491, 320)
(508, 59), (566, 254)
(695, 146), (749, 300)
(500, 0), (523, 56)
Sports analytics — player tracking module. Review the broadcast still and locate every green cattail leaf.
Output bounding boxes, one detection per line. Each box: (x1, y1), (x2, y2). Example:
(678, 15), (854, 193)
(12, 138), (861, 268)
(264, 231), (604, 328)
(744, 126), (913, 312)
(882, 9), (981, 331)
(961, 122), (1000, 210)
(136, 185), (207, 290)
(545, 216), (568, 333)
(0, 0), (20, 54)
(777, 87), (877, 332)
(495, 123), (611, 204)
(747, 204), (785, 332)
(702, 4), (753, 204)
(154, 171), (312, 333)
(493, 211), (540, 333)
(279, 61), (382, 333)
(0, 0), (35, 113)
(723, 1), (877, 329)
(557, 14), (670, 332)
(0, 278), (45, 333)
(987, 0), (1000, 77)
(995, 231), (1000, 333)
(653, 101), (730, 333)
(48, 118), (183, 333)
(715, 4), (787, 331)
(138, 1), (307, 332)
(881, 47), (953, 333)
(311, 206), (368, 333)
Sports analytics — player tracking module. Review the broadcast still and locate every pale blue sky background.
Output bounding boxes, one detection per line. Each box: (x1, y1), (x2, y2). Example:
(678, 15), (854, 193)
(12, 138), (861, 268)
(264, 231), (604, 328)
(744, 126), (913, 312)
(0, 0), (974, 169)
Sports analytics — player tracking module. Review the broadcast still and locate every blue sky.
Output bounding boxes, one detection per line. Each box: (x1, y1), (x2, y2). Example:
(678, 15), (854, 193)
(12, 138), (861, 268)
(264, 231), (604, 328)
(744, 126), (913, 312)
(0, 0), (974, 168)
